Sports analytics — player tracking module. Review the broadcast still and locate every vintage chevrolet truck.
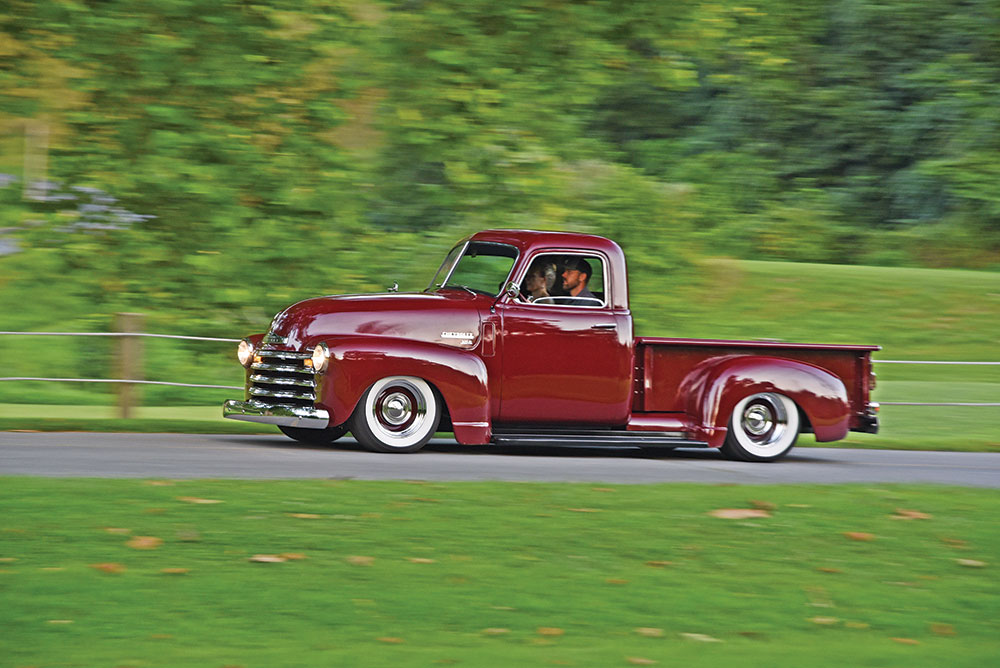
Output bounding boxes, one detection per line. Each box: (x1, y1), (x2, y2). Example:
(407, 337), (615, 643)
(224, 230), (879, 461)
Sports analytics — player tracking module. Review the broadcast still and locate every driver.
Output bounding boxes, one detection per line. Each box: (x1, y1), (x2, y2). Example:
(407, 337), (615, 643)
(561, 257), (598, 305)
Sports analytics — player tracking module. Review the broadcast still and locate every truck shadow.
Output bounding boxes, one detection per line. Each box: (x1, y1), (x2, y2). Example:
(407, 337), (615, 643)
(226, 435), (748, 460)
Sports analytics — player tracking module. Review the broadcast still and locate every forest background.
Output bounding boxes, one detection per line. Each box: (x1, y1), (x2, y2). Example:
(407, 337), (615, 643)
(1, 0), (998, 408)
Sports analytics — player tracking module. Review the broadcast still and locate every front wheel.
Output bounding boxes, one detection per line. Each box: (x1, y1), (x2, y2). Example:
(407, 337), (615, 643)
(278, 423), (349, 446)
(351, 376), (440, 453)
(721, 392), (800, 462)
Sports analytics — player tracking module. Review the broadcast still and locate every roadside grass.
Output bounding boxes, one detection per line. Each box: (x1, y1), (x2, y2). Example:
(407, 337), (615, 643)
(2, 257), (997, 448)
(2, 479), (998, 667)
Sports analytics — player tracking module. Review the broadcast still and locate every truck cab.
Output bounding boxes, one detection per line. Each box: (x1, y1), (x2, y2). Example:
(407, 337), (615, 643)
(225, 230), (879, 461)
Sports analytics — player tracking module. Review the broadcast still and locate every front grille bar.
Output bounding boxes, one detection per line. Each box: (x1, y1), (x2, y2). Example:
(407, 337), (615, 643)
(248, 346), (318, 406)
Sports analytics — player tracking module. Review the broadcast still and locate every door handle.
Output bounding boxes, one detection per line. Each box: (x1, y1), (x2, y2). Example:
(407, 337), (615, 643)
(591, 323), (617, 330)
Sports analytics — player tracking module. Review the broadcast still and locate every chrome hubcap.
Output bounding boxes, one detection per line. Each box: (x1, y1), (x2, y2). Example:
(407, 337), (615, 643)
(743, 404), (774, 436)
(381, 392), (412, 426)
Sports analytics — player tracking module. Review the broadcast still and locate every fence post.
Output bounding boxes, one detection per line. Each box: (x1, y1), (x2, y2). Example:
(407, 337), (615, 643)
(115, 313), (144, 419)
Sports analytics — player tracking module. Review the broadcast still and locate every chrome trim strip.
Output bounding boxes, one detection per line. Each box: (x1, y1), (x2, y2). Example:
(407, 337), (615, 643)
(223, 399), (330, 429)
(251, 362), (314, 374)
(249, 374), (315, 387)
(259, 349), (311, 359)
(249, 387), (316, 401)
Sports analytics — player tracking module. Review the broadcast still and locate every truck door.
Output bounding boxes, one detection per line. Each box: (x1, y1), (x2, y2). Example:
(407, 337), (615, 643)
(498, 252), (633, 424)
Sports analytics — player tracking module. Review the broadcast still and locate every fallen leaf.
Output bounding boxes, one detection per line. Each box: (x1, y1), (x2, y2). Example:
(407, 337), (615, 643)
(627, 658), (657, 665)
(537, 627), (565, 636)
(645, 561), (673, 568)
(809, 617), (839, 625)
(104, 527), (131, 535)
(680, 633), (722, 643)
(249, 555), (287, 563)
(288, 513), (322, 519)
(956, 559), (986, 568)
(606, 579), (630, 585)
(407, 557), (436, 564)
(892, 509), (932, 520)
(940, 537), (968, 549)
(843, 532), (875, 542)
(709, 509), (771, 519)
(90, 562), (126, 574)
(145, 480), (175, 486)
(592, 487), (616, 493)
(347, 555), (375, 566)
(786, 504), (812, 508)
(161, 568), (190, 575)
(46, 619), (74, 624)
(635, 627), (664, 637)
(568, 508), (601, 513)
(0, 557), (16, 563)
(378, 637), (404, 644)
(930, 623), (956, 636)
(279, 553), (307, 561)
(177, 497), (223, 504)
(892, 637), (920, 645)
(749, 499), (777, 511)
(817, 567), (842, 574)
(481, 628), (509, 635)
(127, 536), (163, 550)
(845, 622), (870, 630)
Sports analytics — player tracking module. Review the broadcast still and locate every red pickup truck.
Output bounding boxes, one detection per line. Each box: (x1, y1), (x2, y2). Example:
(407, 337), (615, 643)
(224, 230), (879, 461)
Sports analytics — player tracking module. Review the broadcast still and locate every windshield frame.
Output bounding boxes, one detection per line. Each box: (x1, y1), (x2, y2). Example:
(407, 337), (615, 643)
(427, 240), (520, 296)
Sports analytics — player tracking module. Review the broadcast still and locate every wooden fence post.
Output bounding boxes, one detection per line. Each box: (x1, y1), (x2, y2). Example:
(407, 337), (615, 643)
(115, 313), (144, 419)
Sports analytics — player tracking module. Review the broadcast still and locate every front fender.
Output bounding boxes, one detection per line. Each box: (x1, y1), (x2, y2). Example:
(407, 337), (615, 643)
(682, 356), (850, 447)
(315, 335), (491, 445)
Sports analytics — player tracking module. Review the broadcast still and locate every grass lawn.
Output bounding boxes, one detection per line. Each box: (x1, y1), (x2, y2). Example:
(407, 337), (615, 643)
(1, 479), (998, 667)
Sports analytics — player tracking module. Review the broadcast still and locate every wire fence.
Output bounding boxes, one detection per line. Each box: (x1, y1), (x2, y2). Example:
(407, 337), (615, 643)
(0, 329), (998, 407)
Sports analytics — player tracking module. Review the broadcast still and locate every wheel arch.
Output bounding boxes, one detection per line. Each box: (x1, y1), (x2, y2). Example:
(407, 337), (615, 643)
(683, 355), (849, 447)
(314, 335), (491, 445)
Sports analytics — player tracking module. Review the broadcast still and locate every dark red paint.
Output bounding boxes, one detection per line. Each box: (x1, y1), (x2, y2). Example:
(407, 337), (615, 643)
(238, 230), (879, 447)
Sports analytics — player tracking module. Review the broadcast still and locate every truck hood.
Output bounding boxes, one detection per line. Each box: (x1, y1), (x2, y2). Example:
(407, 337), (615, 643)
(264, 291), (489, 351)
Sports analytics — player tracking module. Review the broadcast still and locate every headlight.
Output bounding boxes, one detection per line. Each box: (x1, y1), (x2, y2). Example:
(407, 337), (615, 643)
(311, 342), (330, 373)
(237, 339), (254, 367)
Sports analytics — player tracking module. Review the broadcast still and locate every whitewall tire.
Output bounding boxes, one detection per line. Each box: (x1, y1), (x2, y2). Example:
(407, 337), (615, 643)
(351, 376), (440, 453)
(721, 392), (800, 462)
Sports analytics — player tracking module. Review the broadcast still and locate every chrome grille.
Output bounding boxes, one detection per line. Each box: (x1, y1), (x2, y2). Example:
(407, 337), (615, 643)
(248, 348), (316, 407)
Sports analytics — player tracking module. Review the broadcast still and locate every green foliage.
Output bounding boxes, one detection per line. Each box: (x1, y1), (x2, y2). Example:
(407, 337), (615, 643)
(2, 0), (999, 363)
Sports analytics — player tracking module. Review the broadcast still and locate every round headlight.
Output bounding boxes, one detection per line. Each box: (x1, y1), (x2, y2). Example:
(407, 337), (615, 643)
(237, 339), (254, 367)
(312, 342), (330, 373)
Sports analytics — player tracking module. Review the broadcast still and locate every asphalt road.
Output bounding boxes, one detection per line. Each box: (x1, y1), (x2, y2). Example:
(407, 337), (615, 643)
(1, 432), (999, 486)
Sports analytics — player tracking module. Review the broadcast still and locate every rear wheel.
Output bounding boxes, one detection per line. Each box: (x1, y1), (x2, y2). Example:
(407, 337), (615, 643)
(721, 392), (800, 462)
(351, 376), (440, 453)
(278, 424), (349, 446)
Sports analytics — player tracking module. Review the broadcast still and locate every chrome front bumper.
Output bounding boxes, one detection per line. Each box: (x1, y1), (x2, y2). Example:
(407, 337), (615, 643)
(223, 399), (330, 429)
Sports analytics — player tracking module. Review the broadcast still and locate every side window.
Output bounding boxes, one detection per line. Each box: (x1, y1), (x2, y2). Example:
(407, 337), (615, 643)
(519, 253), (606, 307)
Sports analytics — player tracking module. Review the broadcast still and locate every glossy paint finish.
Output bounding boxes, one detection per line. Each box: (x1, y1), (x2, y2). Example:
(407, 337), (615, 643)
(226, 229), (879, 449)
(638, 339), (877, 436)
(319, 335), (491, 445)
(498, 303), (633, 423)
(675, 355), (851, 447)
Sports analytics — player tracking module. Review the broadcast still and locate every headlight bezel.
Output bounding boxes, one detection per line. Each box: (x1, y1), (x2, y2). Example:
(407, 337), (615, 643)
(237, 338), (254, 367)
(311, 342), (330, 373)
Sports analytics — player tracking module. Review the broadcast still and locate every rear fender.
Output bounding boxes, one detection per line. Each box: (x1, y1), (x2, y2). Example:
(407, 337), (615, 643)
(682, 356), (850, 447)
(316, 336), (491, 445)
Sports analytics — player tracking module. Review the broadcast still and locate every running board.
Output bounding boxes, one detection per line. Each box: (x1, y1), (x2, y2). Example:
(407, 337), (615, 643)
(491, 430), (709, 448)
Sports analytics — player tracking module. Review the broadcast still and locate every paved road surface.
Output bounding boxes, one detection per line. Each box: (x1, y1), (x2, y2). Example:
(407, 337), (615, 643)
(1, 432), (998, 486)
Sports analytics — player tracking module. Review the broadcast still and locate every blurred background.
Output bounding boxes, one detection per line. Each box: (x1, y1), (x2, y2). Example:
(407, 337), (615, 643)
(0, 0), (997, 424)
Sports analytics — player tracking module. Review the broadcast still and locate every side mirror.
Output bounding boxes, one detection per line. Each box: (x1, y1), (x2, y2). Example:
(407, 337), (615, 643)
(491, 281), (520, 314)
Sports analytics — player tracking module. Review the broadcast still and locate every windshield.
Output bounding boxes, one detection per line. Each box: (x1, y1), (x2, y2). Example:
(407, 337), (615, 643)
(428, 241), (519, 296)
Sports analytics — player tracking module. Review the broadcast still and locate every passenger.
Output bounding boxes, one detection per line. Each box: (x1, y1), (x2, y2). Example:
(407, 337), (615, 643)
(522, 261), (555, 302)
(561, 257), (598, 305)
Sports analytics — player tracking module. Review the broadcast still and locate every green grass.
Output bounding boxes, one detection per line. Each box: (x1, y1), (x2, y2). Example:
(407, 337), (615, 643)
(2, 256), (997, 448)
(1, 479), (998, 667)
